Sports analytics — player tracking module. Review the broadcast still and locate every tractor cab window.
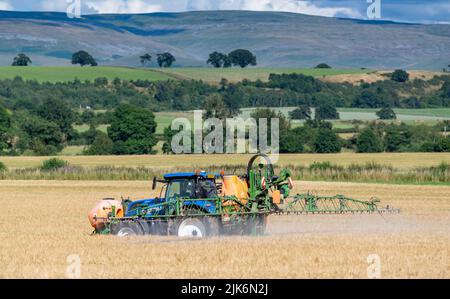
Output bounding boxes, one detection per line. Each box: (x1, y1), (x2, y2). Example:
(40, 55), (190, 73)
(196, 179), (217, 199)
(166, 179), (195, 199)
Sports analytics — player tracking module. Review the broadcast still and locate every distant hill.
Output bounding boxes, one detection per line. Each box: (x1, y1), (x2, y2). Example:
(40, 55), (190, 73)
(0, 10), (449, 70)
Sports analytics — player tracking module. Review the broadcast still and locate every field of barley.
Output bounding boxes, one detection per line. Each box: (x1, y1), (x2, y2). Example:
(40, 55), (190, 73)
(0, 179), (448, 278)
(2, 152), (449, 169)
(156, 67), (369, 83)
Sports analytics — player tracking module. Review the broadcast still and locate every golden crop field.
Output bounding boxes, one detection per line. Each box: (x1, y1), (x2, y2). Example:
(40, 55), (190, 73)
(2, 152), (450, 169)
(0, 180), (448, 278)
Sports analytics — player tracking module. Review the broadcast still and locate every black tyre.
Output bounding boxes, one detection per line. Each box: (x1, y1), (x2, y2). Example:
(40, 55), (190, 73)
(204, 216), (221, 237)
(112, 222), (144, 236)
(148, 220), (168, 235)
(255, 214), (268, 235)
(136, 219), (151, 235)
(245, 214), (267, 236)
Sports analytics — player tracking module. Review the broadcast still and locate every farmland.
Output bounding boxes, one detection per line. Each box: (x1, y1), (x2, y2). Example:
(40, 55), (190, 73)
(336, 108), (450, 121)
(73, 108), (450, 134)
(1, 152), (449, 170)
(73, 111), (193, 136)
(0, 66), (171, 83)
(0, 66), (369, 84)
(240, 107), (450, 130)
(0, 179), (447, 278)
(70, 108), (450, 156)
(155, 67), (370, 83)
(240, 107), (450, 121)
(1, 8), (449, 281)
(0, 152), (448, 186)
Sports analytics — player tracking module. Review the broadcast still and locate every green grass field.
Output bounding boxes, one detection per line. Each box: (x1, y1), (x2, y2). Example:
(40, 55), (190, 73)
(156, 67), (370, 83)
(67, 107), (448, 156)
(74, 124), (109, 134)
(153, 108), (449, 138)
(240, 107), (450, 133)
(0, 66), (368, 83)
(75, 107), (449, 138)
(74, 112), (193, 136)
(337, 108), (450, 120)
(240, 107), (450, 120)
(154, 112), (193, 134)
(0, 66), (172, 83)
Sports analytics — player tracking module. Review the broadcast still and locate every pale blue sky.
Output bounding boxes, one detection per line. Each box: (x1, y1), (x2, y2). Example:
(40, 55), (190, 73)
(0, 0), (448, 23)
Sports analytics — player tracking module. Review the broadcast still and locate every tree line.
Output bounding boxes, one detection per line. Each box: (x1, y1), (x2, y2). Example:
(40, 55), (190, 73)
(1, 98), (448, 156)
(0, 72), (449, 156)
(161, 106), (449, 155)
(11, 48), (259, 68)
(207, 49), (257, 68)
(0, 71), (448, 115)
(11, 51), (178, 68)
(2, 70), (448, 114)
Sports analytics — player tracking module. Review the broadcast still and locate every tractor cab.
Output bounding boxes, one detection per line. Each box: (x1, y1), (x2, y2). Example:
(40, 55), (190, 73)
(161, 172), (219, 200)
(124, 172), (220, 217)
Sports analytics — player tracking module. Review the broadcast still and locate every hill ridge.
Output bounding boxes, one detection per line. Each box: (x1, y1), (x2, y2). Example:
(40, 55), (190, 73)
(0, 10), (449, 69)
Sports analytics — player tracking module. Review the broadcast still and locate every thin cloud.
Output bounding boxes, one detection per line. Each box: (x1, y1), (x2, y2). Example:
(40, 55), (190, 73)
(68, 0), (362, 18)
(0, 0), (13, 10)
(85, 0), (162, 14)
(221, 0), (362, 18)
(5, 0), (450, 23)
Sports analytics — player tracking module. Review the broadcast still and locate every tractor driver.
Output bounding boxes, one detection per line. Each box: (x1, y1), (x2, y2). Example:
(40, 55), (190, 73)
(195, 179), (217, 199)
(180, 180), (195, 198)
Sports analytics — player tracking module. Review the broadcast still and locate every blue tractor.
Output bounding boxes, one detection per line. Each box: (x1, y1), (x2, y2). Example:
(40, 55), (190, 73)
(114, 171), (224, 237)
(88, 154), (397, 238)
(89, 155), (276, 238)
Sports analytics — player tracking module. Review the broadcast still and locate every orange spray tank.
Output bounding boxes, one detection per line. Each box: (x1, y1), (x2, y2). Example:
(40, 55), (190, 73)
(88, 199), (123, 231)
(221, 175), (249, 205)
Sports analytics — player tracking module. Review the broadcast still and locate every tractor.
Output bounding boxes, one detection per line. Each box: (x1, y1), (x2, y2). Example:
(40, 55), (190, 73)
(88, 154), (398, 237)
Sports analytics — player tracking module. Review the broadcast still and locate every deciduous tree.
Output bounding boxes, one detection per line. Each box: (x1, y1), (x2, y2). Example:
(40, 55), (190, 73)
(12, 53), (32, 66)
(157, 52), (176, 68)
(228, 49), (257, 68)
(72, 50), (97, 67)
(108, 104), (157, 155)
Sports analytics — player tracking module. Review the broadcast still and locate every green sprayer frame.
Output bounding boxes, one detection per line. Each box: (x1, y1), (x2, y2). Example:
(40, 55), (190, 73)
(92, 154), (399, 236)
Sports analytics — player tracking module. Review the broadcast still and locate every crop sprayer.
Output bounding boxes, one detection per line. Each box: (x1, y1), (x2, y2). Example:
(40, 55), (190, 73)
(88, 154), (399, 237)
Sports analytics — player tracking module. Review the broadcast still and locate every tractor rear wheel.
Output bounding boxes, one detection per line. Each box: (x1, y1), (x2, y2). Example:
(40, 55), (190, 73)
(255, 214), (268, 235)
(245, 214), (267, 236)
(205, 216), (221, 237)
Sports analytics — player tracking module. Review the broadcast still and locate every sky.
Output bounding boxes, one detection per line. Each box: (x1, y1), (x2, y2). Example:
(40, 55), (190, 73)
(0, 0), (449, 24)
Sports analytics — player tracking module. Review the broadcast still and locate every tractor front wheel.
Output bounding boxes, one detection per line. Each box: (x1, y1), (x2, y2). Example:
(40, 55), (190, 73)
(112, 222), (144, 236)
(177, 218), (206, 238)
(169, 209), (220, 238)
